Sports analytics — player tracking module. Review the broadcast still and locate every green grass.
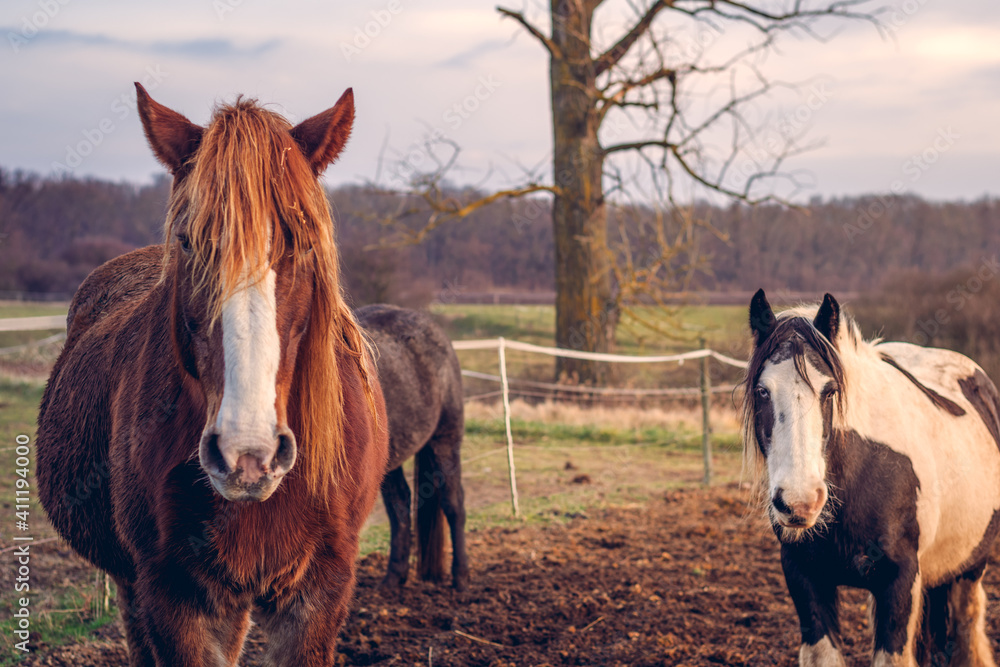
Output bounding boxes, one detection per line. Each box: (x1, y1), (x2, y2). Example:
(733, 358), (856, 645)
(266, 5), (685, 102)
(432, 303), (747, 350)
(0, 379), (43, 447)
(0, 303), (68, 320)
(0, 589), (117, 666)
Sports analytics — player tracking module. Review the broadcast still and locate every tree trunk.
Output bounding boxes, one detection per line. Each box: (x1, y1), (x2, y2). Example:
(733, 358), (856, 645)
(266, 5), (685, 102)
(549, 1), (617, 385)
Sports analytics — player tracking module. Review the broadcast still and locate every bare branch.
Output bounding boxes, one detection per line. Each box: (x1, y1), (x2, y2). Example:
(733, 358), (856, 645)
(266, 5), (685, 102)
(670, 0), (884, 39)
(497, 6), (561, 58)
(594, 1), (672, 76)
(604, 139), (675, 155)
(365, 182), (561, 250)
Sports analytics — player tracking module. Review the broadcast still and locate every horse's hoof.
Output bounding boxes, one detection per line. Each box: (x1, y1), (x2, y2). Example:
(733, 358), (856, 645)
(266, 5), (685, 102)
(452, 576), (469, 592)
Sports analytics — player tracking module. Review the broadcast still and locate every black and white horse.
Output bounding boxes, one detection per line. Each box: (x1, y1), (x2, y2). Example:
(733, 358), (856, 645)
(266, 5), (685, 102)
(743, 289), (1000, 667)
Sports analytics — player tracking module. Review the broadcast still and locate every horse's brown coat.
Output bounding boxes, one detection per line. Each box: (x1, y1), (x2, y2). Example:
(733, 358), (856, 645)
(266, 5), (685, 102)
(37, 86), (387, 666)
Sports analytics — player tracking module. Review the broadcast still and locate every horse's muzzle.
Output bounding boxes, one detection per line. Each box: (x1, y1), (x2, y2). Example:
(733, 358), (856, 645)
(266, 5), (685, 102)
(771, 485), (826, 530)
(198, 427), (297, 501)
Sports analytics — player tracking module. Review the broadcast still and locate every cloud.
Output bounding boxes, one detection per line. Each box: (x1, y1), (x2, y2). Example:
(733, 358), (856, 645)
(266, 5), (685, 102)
(435, 38), (515, 68)
(2, 28), (280, 58)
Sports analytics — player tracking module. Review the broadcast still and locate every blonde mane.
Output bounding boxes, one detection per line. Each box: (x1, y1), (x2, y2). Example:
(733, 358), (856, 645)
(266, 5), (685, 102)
(164, 97), (377, 496)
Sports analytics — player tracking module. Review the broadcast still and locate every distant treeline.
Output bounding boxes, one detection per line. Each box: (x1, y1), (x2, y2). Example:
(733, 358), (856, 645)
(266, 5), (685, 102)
(1, 168), (997, 307)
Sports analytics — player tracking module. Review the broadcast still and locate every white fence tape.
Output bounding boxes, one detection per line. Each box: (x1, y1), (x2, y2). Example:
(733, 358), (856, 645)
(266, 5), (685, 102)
(0, 315), (67, 332)
(452, 337), (747, 369)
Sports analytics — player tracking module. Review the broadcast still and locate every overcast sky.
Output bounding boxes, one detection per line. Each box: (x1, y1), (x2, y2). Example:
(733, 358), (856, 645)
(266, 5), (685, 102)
(2, 0), (998, 202)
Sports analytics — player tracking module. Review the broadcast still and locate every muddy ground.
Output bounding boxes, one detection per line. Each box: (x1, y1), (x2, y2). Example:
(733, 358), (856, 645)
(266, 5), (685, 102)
(20, 483), (1000, 666)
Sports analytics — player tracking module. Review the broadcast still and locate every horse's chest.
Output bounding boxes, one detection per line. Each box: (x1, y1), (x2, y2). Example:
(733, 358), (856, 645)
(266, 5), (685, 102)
(204, 513), (318, 595)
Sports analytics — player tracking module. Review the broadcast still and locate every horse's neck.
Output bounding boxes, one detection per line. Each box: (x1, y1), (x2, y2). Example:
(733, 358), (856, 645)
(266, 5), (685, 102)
(111, 282), (204, 465)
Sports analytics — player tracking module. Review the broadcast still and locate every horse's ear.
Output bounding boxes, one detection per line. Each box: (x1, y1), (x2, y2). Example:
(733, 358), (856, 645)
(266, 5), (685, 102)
(814, 293), (840, 344)
(749, 289), (776, 347)
(135, 83), (203, 176)
(290, 88), (354, 175)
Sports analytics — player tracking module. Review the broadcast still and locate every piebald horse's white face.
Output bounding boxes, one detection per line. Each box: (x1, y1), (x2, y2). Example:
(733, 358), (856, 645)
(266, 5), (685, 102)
(756, 354), (833, 535)
(748, 290), (843, 541)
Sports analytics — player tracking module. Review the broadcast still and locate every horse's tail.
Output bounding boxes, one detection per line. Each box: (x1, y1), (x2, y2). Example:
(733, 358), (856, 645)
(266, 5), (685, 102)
(415, 445), (447, 582)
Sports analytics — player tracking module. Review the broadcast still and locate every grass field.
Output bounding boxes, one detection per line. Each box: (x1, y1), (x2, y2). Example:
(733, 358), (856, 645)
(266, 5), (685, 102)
(0, 302), (747, 663)
(432, 303), (748, 353)
(431, 303), (750, 394)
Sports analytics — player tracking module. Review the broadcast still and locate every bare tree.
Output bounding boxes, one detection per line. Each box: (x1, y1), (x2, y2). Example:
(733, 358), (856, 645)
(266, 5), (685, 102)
(366, 0), (881, 384)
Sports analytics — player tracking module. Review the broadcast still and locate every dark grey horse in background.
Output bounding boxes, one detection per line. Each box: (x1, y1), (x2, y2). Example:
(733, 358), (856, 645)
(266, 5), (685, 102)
(356, 304), (469, 591)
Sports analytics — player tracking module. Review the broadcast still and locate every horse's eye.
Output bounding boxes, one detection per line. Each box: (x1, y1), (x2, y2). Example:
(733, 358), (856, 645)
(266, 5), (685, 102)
(177, 234), (192, 255)
(756, 386), (770, 401)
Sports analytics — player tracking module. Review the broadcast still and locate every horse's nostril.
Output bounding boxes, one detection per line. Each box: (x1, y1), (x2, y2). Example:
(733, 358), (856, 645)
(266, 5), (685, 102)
(273, 430), (297, 472)
(772, 488), (792, 515)
(201, 432), (227, 475)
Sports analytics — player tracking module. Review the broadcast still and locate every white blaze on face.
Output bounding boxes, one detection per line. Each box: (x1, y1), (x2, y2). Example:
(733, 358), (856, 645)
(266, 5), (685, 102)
(759, 357), (829, 519)
(216, 268), (280, 463)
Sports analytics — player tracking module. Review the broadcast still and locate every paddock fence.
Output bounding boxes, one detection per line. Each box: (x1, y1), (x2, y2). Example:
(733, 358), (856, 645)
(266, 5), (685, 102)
(0, 315), (750, 517)
(451, 337), (748, 517)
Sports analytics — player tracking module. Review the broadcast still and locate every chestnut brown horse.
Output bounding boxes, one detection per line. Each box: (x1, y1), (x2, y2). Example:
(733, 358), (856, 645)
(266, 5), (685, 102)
(36, 84), (388, 666)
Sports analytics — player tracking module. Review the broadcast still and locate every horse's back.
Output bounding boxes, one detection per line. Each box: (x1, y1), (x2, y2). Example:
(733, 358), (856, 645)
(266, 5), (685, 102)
(355, 304), (463, 470)
(876, 342), (994, 400)
(63, 245), (164, 346)
(37, 245), (165, 579)
(875, 341), (1000, 583)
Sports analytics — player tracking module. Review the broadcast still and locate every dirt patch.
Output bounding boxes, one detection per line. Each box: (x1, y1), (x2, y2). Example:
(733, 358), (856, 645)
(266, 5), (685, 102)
(19, 483), (1000, 666)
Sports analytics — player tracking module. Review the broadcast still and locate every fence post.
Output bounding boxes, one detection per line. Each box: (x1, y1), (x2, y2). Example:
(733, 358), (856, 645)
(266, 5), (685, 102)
(699, 337), (713, 486)
(497, 337), (520, 517)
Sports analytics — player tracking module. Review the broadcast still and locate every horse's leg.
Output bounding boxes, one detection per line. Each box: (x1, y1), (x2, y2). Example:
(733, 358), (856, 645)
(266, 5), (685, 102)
(945, 566), (997, 667)
(115, 577), (155, 667)
(429, 430), (469, 591)
(871, 564), (922, 667)
(380, 465), (412, 588)
(256, 559), (355, 667)
(780, 547), (846, 667)
(137, 569), (228, 667)
(208, 603), (252, 667)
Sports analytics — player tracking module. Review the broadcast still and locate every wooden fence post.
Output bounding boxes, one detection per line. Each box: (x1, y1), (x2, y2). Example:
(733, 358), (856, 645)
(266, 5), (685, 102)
(700, 338), (713, 486)
(498, 337), (520, 517)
